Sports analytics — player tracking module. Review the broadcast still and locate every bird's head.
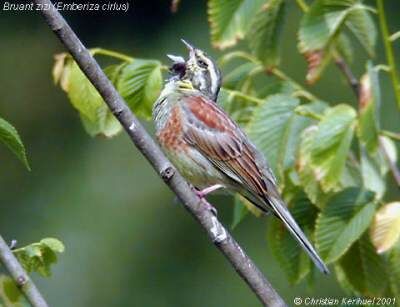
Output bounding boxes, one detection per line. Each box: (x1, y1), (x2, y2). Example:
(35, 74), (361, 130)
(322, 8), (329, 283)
(167, 40), (222, 101)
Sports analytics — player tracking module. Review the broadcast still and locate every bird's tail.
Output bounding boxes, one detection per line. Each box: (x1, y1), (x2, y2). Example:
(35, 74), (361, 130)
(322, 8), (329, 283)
(267, 196), (330, 274)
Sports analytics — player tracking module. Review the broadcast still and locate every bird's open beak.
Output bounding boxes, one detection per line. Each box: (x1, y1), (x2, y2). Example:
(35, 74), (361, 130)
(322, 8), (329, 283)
(181, 39), (196, 60)
(167, 54), (185, 64)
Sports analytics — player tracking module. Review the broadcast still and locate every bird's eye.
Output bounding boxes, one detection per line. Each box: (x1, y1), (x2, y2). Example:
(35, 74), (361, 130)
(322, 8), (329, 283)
(198, 60), (208, 68)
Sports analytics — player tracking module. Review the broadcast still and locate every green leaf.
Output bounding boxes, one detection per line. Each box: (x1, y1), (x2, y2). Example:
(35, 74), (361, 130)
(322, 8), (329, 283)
(334, 265), (362, 296)
(269, 190), (317, 284)
(340, 159), (362, 188)
(0, 275), (26, 306)
(67, 61), (103, 122)
(218, 88), (258, 125)
(310, 104), (356, 192)
(298, 0), (376, 82)
(247, 95), (319, 183)
(358, 62), (380, 153)
(303, 49), (333, 85)
(297, 126), (330, 207)
(370, 202), (400, 254)
(231, 195), (249, 229)
(298, 0), (376, 55)
(339, 234), (388, 296)
(257, 80), (296, 98)
(208, 0), (264, 49)
(0, 117), (30, 170)
(223, 62), (259, 90)
(346, 6), (377, 57)
(117, 59), (162, 120)
(247, 0), (286, 68)
(336, 33), (354, 63)
(64, 61), (122, 137)
(315, 188), (375, 263)
(360, 146), (386, 199)
(13, 238), (65, 277)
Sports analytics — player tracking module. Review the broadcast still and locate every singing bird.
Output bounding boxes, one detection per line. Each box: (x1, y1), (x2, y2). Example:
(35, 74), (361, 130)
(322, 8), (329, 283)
(153, 40), (329, 274)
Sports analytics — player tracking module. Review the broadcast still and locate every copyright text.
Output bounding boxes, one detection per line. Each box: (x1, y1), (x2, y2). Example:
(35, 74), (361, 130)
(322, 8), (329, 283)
(293, 297), (396, 306)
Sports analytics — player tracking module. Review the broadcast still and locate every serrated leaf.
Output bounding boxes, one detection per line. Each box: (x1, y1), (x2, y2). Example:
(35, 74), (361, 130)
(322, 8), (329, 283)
(340, 159), (362, 188)
(358, 62), (380, 153)
(298, 0), (376, 82)
(0, 117), (30, 170)
(370, 202), (400, 254)
(379, 136), (398, 172)
(336, 33), (353, 63)
(247, 0), (286, 68)
(299, 0), (375, 55)
(257, 80), (296, 98)
(269, 190), (317, 284)
(218, 88), (258, 125)
(13, 238), (65, 277)
(208, 0), (264, 49)
(339, 234), (388, 296)
(67, 61), (103, 122)
(315, 187), (375, 263)
(223, 62), (259, 90)
(247, 95), (315, 183)
(297, 126), (330, 207)
(334, 265), (362, 296)
(63, 61), (122, 137)
(303, 49), (333, 85)
(117, 59), (162, 119)
(346, 7), (377, 57)
(310, 104), (356, 192)
(40, 238), (65, 253)
(360, 146), (386, 199)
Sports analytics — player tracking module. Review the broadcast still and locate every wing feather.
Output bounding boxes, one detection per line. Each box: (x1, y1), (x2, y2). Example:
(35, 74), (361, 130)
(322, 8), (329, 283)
(180, 95), (274, 203)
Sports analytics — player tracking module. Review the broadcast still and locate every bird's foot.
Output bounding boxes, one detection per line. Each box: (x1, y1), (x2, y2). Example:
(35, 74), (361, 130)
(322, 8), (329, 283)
(191, 185), (219, 216)
(200, 199), (218, 216)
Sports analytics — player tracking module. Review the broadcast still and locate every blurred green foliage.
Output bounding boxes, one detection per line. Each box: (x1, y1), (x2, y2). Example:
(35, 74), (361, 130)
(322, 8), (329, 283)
(1, 0), (400, 306)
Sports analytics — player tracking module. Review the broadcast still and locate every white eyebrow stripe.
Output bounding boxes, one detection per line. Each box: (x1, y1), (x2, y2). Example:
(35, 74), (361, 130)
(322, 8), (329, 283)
(206, 57), (218, 99)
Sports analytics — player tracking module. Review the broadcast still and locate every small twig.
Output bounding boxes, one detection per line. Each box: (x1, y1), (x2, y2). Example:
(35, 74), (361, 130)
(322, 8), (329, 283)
(0, 235), (48, 307)
(381, 130), (400, 142)
(90, 48), (133, 62)
(334, 55), (359, 95)
(224, 89), (264, 105)
(295, 0), (309, 12)
(34, 0), (287, 305)
(376, 0), (400, 110)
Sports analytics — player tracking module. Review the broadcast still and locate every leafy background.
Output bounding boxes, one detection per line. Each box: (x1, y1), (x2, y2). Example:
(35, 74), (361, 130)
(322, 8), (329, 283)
(0, 0), (399, 306)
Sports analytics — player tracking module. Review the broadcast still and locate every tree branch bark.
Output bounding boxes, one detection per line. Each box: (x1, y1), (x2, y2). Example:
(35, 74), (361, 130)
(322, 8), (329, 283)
(0, 235), (48, 307)
(33, 1), (287, 306)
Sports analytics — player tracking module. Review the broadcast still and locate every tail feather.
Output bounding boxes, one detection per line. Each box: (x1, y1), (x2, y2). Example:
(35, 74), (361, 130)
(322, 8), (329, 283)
(268, 196), (330, 274)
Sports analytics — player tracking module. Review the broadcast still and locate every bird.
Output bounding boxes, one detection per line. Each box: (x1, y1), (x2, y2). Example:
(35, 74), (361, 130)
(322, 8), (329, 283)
(153, 40), (329, 274)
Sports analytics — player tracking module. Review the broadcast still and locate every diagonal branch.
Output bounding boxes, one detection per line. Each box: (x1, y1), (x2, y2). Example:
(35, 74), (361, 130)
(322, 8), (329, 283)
(0, 235), (48, 307)
(334, 55), (359, 96)
(33, 0), (287, 306)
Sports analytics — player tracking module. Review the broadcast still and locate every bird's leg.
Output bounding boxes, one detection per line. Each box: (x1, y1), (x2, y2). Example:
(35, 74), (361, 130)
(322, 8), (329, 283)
(195, 184), (224, 198)
(191, 184), (223, 216)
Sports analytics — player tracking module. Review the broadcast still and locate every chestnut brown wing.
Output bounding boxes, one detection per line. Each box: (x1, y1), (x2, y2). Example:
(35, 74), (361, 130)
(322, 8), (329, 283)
(181, 95), (276, 202)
